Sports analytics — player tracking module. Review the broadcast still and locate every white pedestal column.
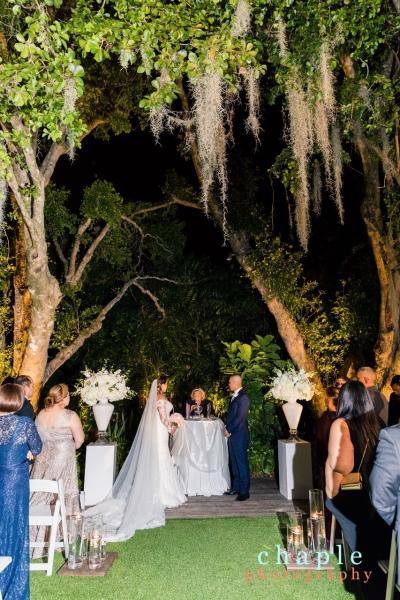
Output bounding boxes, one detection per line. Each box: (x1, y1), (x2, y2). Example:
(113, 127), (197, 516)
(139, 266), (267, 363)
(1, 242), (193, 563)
(84, 443), (117, 506)
(278, 439), (313, 500)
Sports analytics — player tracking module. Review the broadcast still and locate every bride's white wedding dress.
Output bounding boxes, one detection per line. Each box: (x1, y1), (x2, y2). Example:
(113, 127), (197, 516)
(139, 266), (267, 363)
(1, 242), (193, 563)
(156, 398), (187, 507)
(86, 380), (186, 541)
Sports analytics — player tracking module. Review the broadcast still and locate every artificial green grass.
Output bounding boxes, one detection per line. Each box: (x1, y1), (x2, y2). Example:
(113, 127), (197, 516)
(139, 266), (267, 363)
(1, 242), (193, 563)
(31, 517), (354, 600)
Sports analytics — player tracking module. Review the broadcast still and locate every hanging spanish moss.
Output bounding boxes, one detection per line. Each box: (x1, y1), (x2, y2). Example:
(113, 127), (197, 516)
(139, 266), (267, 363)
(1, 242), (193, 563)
(63, 77), (78, 117)
(314, 99), (332, 181)
(312, 159), (322, 216)
(277, 19), (345, 247)
(277, 20), (313, 249)
(191, 71), (229, 232)
(231, 0), (251, 38)
(62, 77), (78, 160)
(242, 68), (261, 143)
(319, 42), (336, 119)
(331, 124), (344, 223)
(149, 105), (169, 142)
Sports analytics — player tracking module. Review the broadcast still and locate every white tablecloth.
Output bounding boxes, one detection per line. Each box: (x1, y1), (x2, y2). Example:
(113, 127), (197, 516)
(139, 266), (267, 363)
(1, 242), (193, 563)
(171, 418), (230, 496)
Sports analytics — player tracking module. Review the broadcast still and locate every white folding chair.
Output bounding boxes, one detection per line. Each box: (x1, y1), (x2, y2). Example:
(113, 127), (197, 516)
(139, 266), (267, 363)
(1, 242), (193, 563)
(0, 557), (12, 600)
(29, 479), (69, 576)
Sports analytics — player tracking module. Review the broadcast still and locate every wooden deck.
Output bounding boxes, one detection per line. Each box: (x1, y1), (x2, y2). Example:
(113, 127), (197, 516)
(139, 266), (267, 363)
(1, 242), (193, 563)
(165, 478), (308, 519)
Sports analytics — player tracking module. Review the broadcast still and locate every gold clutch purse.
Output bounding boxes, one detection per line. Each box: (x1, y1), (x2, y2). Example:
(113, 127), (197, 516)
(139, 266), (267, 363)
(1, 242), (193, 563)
(340, 441), (368, 492)
(340, 472), (363, 491)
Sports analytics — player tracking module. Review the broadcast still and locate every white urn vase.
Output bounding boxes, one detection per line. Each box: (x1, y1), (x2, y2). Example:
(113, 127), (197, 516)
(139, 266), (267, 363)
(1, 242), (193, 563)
(282, 401), (303, 441)
(92, 399), (114, 443)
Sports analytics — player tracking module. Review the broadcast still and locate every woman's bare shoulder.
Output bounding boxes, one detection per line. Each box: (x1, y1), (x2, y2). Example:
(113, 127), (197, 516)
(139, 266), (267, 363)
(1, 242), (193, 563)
(330, 417), (350, 436)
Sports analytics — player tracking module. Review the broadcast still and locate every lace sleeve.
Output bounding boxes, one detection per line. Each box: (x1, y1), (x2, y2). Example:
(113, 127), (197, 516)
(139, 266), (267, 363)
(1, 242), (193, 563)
(156, 400), (172, 433)
(26, 420), (43, 456)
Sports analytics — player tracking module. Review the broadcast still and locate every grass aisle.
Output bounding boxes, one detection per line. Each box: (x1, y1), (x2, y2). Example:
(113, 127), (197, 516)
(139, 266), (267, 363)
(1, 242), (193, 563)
(31, 517), (354, 600)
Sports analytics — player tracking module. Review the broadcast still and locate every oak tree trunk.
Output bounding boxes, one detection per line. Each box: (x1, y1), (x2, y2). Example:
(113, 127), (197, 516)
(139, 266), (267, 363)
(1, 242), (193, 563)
(355, 129), (400, 395)
(17, 194), (62, 406)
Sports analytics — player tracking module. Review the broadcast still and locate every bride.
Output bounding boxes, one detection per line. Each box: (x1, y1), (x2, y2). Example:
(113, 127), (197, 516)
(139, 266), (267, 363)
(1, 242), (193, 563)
(86, 375), (186, 541)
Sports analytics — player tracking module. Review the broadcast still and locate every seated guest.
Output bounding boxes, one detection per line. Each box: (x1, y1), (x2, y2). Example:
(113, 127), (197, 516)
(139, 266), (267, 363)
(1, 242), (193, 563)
(325, 381), (389, 584)
(357, 366), (388, 425)
(186, 388), (214, 418)
(1, 376), (15, 384)
(0, 383), (42, 600)
(30, 383), (84, 557)
(370, 422), (400, 585)
(388, 374), (400, 426)
(14, 375), (35, 420)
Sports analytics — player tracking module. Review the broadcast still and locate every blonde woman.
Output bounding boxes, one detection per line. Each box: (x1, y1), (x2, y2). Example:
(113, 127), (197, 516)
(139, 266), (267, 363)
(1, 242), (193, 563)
(30, 383), (84, 556)
(186, 388), (214, 418)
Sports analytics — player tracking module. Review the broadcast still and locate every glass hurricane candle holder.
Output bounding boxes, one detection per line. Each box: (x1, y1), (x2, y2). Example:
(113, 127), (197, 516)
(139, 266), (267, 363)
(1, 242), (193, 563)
(309, 489), (324, 520)
(307, 516), (327, 556)
(88, 533), (101, 570)
(67, 514), (84, 570)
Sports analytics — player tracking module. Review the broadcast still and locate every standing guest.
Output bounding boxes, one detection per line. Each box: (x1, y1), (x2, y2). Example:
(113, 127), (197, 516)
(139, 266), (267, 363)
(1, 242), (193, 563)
(224, 375), (250, 501)
(325, 381), (389, 586)
(0, 383), (42, 600)
(388, 375), (400, 426)
(357, 366), (388, 426)
(315, 386), (338, 484)
(30, 383), (84, 497)
(370, 422), (400, 586)
(334, 376), (348, 391)
(14, 375), (35, 420)
(30, 383), (84, 556)
(185, 388), (214, 418)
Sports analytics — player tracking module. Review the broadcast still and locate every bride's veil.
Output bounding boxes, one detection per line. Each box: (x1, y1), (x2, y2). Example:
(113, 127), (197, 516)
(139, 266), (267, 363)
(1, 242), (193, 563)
(86, 379), (165, 541)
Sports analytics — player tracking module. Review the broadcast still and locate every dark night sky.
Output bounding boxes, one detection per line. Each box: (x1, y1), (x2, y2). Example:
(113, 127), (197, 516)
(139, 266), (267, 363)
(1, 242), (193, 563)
(53, 102), (375, 301)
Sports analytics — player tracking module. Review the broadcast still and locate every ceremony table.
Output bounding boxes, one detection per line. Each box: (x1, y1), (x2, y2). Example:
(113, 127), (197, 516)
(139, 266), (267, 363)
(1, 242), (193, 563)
(171, 417), (230, 496)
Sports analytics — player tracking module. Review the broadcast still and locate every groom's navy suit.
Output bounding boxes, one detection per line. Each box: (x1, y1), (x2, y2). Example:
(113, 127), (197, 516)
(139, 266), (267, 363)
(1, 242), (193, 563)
(226, 388), (250, 496)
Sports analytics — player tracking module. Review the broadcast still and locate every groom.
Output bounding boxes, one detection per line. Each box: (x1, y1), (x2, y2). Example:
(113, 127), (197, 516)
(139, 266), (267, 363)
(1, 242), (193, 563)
(224, 375), (250, 501)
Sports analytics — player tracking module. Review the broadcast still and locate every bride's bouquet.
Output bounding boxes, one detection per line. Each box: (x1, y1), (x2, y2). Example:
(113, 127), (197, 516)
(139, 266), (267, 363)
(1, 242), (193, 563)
(75, 367), (130, 406)
(169, 413), (185, 428)
(269, 367), (314, 404)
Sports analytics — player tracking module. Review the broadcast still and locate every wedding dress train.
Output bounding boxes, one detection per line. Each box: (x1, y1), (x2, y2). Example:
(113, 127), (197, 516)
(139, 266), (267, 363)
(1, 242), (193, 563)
(86, 380), (186, 541)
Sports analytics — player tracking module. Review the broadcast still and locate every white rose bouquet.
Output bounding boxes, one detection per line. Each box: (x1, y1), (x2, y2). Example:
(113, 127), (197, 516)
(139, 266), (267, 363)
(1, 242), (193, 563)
(75, 367), (130, 406)
(270, 367), (314, 404)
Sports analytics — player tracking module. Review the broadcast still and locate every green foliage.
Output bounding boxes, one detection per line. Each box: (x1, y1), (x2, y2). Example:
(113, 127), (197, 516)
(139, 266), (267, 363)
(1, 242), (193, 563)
(0, 239), (14, 379)
(248, 234), (377, 383)
(219, 334), (285, 476)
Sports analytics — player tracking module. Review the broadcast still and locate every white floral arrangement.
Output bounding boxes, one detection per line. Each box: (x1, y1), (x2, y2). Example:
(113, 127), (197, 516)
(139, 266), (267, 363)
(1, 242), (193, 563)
(269, 367), (314, 404)
(75, 367), (130, 406)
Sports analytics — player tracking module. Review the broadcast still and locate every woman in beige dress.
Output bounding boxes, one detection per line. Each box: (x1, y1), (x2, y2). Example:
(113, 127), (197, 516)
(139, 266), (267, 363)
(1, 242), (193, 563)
(30, 383), (84, 556)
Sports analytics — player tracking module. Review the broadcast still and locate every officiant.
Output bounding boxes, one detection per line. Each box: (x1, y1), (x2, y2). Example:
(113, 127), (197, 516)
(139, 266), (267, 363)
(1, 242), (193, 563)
(185, 388), (214, 418)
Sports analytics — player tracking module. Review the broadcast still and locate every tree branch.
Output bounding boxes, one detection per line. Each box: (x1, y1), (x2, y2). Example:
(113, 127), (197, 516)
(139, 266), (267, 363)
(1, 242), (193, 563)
(67, 218), (92, 282)
(366, 140), (400, 188)
(40, 118), (108, 186)
(43, 275), (174, 382)
(10, 117), (43, 191)
(67, 222), (110, 287)
(53, 239), (68, 278)
(128, 196), (201, 218)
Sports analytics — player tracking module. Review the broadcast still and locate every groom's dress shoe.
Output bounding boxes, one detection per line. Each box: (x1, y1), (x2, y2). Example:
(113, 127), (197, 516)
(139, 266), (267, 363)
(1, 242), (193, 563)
(224, 489), (238, 496)
(235, 494), (250, 501)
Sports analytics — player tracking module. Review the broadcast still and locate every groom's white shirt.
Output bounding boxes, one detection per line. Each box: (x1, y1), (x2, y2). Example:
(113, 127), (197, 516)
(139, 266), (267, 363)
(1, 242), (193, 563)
(230, 387), (242, 402)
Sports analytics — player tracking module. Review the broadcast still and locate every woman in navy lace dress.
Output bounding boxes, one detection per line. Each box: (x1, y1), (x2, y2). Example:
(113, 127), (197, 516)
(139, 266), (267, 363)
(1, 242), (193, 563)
(0, 384), (42, 600)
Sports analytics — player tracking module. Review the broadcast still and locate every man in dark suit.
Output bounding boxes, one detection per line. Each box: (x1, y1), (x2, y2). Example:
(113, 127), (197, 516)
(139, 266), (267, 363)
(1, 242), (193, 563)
(370, 425), (400, 585)
(357, 366), (388, 425)
(224, 375), (250, 501)
(14, 375), (35, 420)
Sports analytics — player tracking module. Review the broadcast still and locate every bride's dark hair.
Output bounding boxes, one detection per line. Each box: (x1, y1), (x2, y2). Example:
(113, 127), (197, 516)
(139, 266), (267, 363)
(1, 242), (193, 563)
(157, 375), (168, 393)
